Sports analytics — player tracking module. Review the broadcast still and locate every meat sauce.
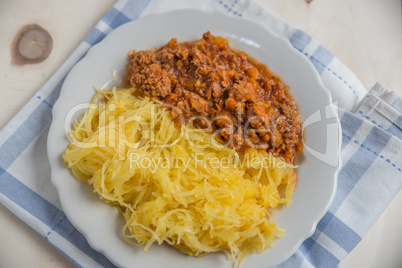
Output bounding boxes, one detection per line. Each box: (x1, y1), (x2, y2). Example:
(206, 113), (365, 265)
(127, 32), (303, 164)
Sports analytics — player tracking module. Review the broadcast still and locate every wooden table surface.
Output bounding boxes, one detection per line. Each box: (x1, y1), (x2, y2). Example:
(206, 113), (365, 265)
(0, 0), (401, 267)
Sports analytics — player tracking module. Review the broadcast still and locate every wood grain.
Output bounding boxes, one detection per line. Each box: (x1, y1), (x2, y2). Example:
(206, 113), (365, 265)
(12, 24), (52, 65)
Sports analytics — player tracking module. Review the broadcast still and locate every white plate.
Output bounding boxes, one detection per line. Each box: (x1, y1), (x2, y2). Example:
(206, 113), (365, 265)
(47, 9), (341, 268)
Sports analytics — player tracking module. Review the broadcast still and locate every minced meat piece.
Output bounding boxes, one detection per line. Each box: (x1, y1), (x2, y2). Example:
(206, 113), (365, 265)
(127, 32), (303, 164)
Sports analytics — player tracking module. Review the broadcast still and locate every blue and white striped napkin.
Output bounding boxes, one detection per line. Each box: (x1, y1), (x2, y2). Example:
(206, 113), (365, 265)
(0, 0), (401, 267)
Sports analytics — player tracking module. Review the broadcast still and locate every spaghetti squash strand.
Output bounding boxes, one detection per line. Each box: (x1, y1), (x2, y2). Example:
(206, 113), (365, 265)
(63, 88), (297, 268)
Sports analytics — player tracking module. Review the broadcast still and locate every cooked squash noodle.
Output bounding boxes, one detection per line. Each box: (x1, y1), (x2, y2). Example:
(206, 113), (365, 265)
(63, 88), (298, 268)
